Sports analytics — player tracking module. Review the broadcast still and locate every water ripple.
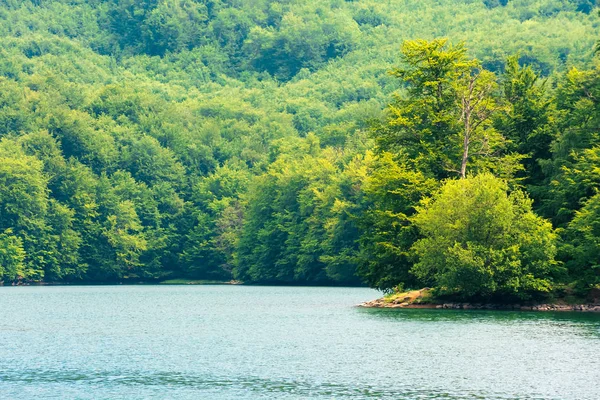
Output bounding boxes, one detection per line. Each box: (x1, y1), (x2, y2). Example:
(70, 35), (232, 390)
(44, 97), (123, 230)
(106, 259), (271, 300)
(0, 368), (539, 399)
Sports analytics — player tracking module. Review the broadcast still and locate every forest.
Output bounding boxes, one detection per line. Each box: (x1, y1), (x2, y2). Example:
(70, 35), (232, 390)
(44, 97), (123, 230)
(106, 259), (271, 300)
(0, 0), (599, 301)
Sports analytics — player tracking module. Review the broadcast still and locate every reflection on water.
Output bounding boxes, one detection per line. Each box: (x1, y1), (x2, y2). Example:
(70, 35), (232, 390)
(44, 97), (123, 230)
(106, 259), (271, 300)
(359, 306), (600, 323)
(0, 285), (599, 400)
(359, 307), (600, 338)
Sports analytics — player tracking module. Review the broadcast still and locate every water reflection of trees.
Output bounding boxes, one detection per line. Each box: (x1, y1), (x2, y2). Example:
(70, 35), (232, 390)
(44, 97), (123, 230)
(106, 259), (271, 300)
(357, 308), (600, 338)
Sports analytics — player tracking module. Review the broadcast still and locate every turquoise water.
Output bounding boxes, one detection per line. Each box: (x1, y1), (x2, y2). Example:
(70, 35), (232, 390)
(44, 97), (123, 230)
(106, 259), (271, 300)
(1, 286), (599, 399)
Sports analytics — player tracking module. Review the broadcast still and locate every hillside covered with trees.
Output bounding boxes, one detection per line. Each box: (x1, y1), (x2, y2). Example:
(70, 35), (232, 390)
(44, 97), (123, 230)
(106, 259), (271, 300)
(0, 0), (599, 301)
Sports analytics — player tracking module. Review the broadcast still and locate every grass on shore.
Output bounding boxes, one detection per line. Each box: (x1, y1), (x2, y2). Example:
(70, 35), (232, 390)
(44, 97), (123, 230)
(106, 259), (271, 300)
(383, 288), (436, 305)
(382, 286), (597, 306)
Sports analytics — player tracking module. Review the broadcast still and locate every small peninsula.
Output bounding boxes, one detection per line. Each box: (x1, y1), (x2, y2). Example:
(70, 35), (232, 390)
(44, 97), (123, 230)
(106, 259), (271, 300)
(359, 288), (600, 312)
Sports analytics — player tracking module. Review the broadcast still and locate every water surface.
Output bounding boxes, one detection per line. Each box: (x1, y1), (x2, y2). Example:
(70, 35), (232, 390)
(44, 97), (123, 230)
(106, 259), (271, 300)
(1, 285), (599, 399)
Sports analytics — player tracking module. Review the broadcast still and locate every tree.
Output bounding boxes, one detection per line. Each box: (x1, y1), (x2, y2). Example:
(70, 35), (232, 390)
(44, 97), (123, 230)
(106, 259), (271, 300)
(536, 66), (600, 225)
(563, 192), (600, 289)
(497, 55), (555, 187)
(235, 152), (332, 284)
(143, 0), (208, 56)
(458, 68), (503, 178)
(377, 39), (508, 180)
(235, 143), (363, 285)
(411, 173), (558, 300)
(243, 8), (359, 80)
(0, 230), (25, 282)
(0, 148), (49, 280)
(356, 152), (436, 291)
(320, 152), (371, 285)
(376, 39), (471, 178)
(102, 200), (148, 279)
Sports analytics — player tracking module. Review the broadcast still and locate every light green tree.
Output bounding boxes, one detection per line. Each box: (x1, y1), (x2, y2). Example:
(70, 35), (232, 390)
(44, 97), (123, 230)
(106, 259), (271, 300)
(378, 39), (512, 179)
(0, 230), (25, 282)
(412, 173), (558, 300)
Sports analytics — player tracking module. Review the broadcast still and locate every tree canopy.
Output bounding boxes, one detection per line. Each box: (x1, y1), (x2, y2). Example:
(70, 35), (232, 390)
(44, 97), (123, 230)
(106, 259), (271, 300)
(412, 174), (557, 300)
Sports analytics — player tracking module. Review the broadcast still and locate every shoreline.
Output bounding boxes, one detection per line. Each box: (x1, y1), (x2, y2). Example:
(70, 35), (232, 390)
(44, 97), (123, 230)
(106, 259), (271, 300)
(358, 299), (600, 312)
(0, 280), (368, 288)
(357, 288), (600, 312)
(0, 279), (243, 286)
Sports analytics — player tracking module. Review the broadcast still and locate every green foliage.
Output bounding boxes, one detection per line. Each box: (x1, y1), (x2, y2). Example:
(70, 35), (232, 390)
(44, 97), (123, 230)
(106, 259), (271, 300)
(412, 174), (558, 300)
(356, 152), (437, 291)
(538, 67), (600, 226)
(235, 141), (356, 284)
(376, 39), (474, 178)
(0, 0), (597, 299)
(0, 230), (25, 281)
(244, 8), (360, 80)
(0, 142), (82, 280)
(497, 55), (555, 186)
(377, 39), (516, 180)
(563, 193), (600, 289)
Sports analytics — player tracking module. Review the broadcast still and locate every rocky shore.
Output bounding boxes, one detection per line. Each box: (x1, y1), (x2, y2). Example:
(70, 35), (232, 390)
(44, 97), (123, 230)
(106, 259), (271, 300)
(358, 289), (600, 312)
(359, 299), (600, 312)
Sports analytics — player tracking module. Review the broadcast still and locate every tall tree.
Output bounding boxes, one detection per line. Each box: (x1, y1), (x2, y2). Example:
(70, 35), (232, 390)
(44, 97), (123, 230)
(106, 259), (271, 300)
(457, 69), (502, 178)
(377, 39), (509, 180)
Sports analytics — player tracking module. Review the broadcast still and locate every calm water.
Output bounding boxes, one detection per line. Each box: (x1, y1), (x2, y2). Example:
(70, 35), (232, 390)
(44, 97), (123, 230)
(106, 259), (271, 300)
(1, 286), (599, 399)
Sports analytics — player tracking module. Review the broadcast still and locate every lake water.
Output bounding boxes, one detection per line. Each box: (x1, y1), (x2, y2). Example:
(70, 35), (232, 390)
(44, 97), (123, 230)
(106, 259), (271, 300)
(0, 286), (599, 399)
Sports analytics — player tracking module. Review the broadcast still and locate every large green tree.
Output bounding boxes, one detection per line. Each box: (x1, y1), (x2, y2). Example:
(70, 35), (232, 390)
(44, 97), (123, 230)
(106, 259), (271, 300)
(376, 39), (511, 180)
(356, 152), (436, 291)
(563, 193), (600, 290)
(411, 173), (558, 300)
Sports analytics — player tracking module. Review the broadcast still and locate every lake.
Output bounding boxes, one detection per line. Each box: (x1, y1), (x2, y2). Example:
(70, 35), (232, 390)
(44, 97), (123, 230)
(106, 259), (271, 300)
(0, 285), (599, 399)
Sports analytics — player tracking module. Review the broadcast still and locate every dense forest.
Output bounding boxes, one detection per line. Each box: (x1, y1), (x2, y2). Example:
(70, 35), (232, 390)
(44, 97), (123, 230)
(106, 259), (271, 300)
(0, 0), (599, 301)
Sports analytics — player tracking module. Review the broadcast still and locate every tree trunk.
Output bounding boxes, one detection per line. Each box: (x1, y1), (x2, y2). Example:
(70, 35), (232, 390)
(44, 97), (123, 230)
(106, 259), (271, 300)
(460, 130), (469, 179)
(461, 96), (471, 179)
